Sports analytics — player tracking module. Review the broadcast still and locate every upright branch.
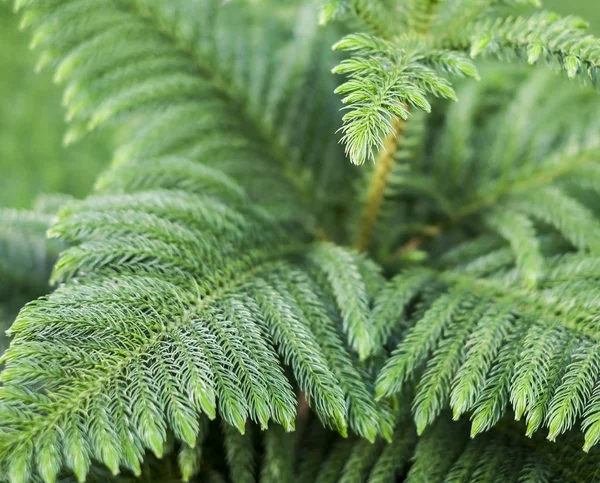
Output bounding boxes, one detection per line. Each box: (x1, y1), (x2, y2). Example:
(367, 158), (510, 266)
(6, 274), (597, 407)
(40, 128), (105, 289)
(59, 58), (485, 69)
(354, 116), (406, 251)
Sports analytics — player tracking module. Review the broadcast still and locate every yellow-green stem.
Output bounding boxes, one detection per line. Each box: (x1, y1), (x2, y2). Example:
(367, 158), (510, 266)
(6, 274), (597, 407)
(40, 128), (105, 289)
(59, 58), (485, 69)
(354, 117), (407, 252)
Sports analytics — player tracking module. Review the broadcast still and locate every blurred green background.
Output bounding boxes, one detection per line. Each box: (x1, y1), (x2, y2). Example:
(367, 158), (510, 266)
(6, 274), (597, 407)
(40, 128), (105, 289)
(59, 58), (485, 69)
(0, 3), (111, 209)
(0, 0), (599, 208)
(552, 0), (600, 30)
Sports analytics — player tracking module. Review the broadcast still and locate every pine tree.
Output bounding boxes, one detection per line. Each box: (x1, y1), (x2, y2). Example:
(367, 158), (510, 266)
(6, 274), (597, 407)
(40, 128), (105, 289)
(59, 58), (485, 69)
(3, 0), (600, 481)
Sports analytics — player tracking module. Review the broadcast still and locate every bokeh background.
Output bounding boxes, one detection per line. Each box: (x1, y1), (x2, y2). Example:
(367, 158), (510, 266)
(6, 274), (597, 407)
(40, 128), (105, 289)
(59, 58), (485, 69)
(0, 3), (111, 208)
(1, 0), (599, 208)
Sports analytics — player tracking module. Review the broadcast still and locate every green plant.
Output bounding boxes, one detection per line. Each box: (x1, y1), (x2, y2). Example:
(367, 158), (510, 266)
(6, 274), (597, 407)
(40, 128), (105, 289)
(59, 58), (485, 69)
(3, 0), (600, 481)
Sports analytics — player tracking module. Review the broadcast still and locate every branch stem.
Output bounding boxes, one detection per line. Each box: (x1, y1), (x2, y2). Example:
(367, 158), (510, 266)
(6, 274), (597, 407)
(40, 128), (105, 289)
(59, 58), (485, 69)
(354, 117), (407, 252)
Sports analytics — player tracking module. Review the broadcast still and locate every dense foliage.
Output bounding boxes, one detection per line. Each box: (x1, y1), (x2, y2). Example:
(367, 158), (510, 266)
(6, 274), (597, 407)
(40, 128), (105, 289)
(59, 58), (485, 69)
(3, 0), (600, 482)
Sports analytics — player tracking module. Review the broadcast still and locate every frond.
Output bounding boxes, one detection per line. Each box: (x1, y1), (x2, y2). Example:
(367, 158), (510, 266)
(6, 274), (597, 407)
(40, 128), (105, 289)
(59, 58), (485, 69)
(306, 243), (375, 360)
(221, 421), (254, 483)
(293, 415), (600, 482)
(332, 33), (477, 165)
(507, 187), (600, 253)
(375, 290), (467, 399)
(17, 0), (351, 222)
(374, 247), (600, 448)
(281, 268), (391, 442)
(370, 267), (434, 348)
(177, 417), (208, 482)
(466, 12), (600, 85)
(411, 296), (489, 433)
(0, 1), (397, 479)
(484, 209), (543, 287)
(0, 153), (391, 480)
(326, 1), (600, 166)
